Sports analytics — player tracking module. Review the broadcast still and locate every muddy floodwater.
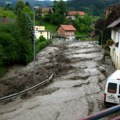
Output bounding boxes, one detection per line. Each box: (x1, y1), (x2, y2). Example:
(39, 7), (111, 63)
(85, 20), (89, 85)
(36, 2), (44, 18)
(0, 41), (118, 120)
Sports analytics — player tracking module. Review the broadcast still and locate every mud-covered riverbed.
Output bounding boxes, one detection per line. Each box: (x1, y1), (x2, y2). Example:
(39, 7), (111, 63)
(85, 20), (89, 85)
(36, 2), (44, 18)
(0, 41), (117, 120)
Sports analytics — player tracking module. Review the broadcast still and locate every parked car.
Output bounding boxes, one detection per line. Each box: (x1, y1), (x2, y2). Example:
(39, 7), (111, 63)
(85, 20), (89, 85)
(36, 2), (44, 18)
(104, 70), (120, 107)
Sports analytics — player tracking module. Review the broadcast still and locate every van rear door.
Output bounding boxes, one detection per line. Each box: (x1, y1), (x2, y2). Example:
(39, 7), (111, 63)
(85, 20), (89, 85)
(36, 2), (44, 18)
(106, 82), (119, 104)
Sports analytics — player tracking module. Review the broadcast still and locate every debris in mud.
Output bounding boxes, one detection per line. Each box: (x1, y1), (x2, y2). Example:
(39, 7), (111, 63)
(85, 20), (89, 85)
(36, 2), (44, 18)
(0, 43), (72, 98)
(53, 44), (73, 76)
(73, 81), (90, 87)
(88, 101), (94, 115)
(70, 75), (90, 80)
(21, 93), (32, 99)
(0, 66), (53, 97)
(37, 87), (59, 95)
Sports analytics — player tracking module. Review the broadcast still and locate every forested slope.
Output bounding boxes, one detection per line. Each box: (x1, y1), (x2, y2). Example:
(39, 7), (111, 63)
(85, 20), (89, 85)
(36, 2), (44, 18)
(67, 0), (120, 16)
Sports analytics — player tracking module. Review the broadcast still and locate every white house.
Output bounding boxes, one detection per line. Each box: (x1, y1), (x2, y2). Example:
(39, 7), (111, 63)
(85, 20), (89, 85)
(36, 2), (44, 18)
(35, 26), (50, 40)
(107, 17), (120, 69)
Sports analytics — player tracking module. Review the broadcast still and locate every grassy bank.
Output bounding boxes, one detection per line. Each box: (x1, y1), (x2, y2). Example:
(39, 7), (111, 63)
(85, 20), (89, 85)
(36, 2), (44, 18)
(35, 21), (57, 32)
(0, 7), (16, 19)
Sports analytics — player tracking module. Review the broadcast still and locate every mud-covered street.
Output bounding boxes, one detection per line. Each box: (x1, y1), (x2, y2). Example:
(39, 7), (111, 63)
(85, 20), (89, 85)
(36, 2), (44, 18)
(0, 41), (117, 120)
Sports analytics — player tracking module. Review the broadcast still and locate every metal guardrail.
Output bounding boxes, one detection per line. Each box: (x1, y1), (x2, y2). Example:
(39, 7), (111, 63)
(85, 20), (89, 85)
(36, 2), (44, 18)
(80, 105), (120, 120)
(0, 74), (54, 102)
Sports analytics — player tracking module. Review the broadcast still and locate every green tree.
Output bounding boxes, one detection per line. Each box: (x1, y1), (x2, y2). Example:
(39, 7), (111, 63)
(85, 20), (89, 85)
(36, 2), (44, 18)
(36, 36), (51, 53)
(0, 32), (18, 65)
(35, 7), (44, 24)
(16, 8), (34, 64)
(94, 18), (104, 35)
(22, 5), (33, 18)
(0, 7), (16, 18)
(50, 0), (67, 25)
(25, 2), (31, 9)
(74, 14), (93, 32)
(0, 23), (21, 64)
(15, 0), (25, 13)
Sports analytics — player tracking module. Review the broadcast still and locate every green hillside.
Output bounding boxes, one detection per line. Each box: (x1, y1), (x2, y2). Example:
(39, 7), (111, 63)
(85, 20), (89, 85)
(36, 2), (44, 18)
(67, 0), (120, 16)
(0, 7), (16, 18)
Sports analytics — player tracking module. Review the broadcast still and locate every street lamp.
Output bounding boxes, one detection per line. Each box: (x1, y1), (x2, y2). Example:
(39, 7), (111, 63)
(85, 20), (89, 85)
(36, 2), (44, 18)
(33, 2), (36, 81)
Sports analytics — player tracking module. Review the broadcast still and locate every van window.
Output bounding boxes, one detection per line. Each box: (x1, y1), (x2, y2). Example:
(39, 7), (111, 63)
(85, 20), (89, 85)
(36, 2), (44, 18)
(108, 83), (117, 93)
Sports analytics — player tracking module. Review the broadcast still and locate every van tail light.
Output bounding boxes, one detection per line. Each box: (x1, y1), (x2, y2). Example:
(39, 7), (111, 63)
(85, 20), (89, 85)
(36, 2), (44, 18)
(104, 93), (106, 100)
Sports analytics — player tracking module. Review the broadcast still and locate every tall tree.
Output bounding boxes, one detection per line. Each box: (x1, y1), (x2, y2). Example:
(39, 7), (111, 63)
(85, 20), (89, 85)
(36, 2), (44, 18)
(16, 0), (34, 64)
(25, 2), (31, 9)
(15, 0), (24, 12)
(22, 5), (33, 18)
(74, 14), (93, 32)
(94, 18), (105, 35)
(50, 0), (67, 25)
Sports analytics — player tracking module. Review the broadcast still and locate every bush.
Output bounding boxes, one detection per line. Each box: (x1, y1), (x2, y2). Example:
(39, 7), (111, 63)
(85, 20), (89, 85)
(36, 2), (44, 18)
(36, 36), (51, 53)
(106, 39), (114, 46)
(18, 39), (33, 65)
(0, 32), (18, 65)
(38, 36), (46, 42)
(0, 23), (34, 65)
(75, 36), (81, 40)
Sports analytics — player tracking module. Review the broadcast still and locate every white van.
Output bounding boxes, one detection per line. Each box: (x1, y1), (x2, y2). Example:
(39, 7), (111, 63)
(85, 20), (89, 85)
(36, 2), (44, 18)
(104, 70), (120, 106)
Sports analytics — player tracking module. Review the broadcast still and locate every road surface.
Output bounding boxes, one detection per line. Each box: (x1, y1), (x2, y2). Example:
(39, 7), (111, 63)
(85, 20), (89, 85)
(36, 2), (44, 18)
(0, 41), (116, 120)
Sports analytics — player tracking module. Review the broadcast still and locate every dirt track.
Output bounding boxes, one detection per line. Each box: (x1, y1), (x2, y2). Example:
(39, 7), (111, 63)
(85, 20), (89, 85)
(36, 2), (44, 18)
(0, 40), (118, 120)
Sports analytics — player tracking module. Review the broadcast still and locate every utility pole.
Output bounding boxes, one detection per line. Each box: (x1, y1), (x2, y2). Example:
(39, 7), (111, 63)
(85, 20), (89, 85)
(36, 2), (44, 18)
(33, 1), (36, 81)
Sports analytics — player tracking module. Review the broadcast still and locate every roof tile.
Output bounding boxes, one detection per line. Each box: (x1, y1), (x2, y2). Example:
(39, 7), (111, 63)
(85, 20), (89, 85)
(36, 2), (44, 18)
(68, 11), (85, 16)
(61, 25), (76, 31)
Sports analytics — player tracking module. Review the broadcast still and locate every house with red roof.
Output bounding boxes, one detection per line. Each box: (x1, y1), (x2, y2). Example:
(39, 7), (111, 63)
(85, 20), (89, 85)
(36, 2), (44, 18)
(57, 25), (76, 40)
(67, 11), (85, 20)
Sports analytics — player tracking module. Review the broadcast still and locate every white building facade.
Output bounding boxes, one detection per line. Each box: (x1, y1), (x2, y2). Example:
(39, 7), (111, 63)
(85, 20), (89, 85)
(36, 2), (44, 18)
(35, 26), (50, 40)
(108, 18), (120, 69)
(110, 29), (120, 69)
